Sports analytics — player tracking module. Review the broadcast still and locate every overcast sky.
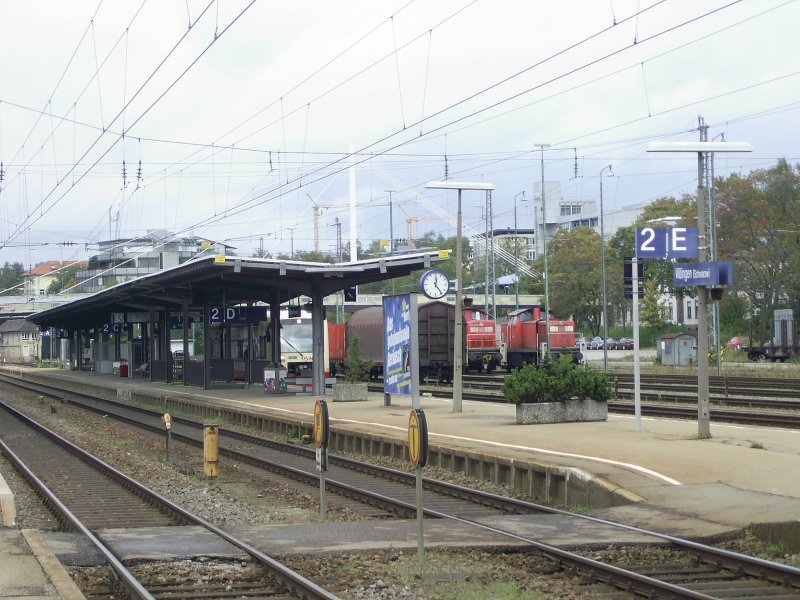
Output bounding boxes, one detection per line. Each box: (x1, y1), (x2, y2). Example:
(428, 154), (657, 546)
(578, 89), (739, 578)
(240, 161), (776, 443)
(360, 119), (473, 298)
(1, 0), (798, 270)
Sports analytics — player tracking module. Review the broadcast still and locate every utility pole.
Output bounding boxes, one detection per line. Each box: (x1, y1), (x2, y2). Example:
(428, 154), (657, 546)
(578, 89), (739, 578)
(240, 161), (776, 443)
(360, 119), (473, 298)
(486, 190), (496, 321)
(386, 190), (395, 256)
(513, 191), (526, 310)
(335, 218), (343, 323)
(537, 144), (551, 360)
(386, 190), (396, 295)
(647, 123), (751, 439)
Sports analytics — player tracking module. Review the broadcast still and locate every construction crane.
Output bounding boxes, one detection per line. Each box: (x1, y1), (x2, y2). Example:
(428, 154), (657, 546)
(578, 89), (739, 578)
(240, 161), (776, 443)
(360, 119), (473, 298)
(306, 193), (332, 253)
(402, 212), (482, 243)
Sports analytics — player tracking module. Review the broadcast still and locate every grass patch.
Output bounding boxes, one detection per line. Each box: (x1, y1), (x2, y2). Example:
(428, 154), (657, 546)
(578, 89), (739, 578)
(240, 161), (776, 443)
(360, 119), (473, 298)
(393, 552), (546, 599)
(750, 441), (765, 450)
(113, 438), (135, 448)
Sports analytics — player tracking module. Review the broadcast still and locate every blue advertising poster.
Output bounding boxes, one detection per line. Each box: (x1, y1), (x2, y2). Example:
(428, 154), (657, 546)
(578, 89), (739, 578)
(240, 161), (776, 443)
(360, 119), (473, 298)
(383, 294), (413, 395)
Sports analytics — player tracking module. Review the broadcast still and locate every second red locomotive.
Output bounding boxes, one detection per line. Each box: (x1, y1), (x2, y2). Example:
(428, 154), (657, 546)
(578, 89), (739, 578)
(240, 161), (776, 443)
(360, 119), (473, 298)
(500, 305), (581, 369)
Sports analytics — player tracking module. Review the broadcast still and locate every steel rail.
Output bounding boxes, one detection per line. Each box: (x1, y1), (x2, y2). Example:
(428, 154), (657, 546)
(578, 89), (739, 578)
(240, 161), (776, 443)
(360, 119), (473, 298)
(5, 375), (800, 597)
(0, 401), (340, 600)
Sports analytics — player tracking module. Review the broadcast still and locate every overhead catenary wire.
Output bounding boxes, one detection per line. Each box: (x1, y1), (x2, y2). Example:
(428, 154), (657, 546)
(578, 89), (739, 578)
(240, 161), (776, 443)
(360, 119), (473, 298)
(165, 0), (750, 235)
(4, 0), (793, 266)
(0, 0), (254, 253)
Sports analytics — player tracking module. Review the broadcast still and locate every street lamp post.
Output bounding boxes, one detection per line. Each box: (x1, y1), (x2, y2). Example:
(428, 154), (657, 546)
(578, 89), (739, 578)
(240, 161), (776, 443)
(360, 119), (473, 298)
(426, 181), (494, 413)
(514, 191), (526, 310)
(648, 139), (751, 439)
(599, 165), (613, 373)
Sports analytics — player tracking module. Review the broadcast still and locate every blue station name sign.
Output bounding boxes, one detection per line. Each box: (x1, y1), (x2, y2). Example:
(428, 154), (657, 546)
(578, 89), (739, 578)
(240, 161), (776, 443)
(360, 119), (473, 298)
(673, 261), (733, 287)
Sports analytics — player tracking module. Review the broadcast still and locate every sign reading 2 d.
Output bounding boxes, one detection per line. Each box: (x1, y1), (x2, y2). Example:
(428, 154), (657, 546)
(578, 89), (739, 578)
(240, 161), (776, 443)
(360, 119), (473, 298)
(636, 227), (699, 259)
(674, 261), (733, 287)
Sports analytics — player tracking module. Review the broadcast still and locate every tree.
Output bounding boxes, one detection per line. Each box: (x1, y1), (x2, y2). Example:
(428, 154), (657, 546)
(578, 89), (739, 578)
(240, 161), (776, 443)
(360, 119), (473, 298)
(47, 263), (85, 294)
(252, 247), (272, 259)
(544, 227), (603, 335)
(0, 262), (24, 294)
(715, 160), (800, 341)
(359, 232), (467, 297)
(639, 278), (669, 329)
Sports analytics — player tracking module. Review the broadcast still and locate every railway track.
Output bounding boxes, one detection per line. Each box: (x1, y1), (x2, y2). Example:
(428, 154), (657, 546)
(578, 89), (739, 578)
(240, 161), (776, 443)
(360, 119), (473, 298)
(385, 375), (800, 428)
(458, 372), (800, 399)
(0, 374), (551, 521)
(461, 514), (800, 599)
(4, 375), (800, 599)
(0, 400), (338, 600)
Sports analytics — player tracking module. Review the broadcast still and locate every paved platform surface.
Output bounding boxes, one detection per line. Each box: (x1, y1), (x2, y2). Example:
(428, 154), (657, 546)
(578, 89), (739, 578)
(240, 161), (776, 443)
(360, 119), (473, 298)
(0, 527), (84, 600)
(2, 367), (800, 595)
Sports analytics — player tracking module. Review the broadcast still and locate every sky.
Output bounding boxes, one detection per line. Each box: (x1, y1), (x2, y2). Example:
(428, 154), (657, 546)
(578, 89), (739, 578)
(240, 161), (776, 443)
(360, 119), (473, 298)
(0, 0), (798, 272)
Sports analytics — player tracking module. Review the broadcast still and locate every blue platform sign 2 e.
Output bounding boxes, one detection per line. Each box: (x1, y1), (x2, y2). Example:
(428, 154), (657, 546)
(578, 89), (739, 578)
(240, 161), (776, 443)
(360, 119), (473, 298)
(636, 227), (699, 259)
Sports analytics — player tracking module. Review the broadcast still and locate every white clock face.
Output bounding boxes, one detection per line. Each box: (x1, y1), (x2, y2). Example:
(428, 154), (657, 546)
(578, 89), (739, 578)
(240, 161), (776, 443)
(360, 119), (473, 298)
(421, 270), (449, 299)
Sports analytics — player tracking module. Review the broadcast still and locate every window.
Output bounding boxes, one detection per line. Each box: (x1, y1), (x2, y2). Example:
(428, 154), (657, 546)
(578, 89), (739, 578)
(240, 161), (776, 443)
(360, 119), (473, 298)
(137, 256), (160, 269)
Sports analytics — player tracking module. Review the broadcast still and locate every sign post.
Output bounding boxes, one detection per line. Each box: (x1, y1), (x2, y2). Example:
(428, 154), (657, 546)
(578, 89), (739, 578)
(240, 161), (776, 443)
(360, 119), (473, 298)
(648, 138), (751, 439)
(313, 399), (329, 520)
(637, 226), (735, 438)
(631, 261), (642, 432)
(408, 408), (428, 562)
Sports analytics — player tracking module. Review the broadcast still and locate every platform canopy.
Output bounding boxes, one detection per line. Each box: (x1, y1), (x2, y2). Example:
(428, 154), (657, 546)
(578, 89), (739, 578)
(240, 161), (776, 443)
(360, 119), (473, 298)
(27, 251), (449, 330)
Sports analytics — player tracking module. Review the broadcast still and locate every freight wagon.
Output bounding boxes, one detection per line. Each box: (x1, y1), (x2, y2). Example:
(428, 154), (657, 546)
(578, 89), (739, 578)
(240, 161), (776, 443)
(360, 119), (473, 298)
(741, 308), (800, 362)
(329, 301), (501, 382)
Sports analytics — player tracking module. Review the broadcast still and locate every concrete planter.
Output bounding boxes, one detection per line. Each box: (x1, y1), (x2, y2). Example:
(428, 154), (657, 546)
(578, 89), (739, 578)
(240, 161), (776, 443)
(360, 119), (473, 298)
(516, 399), (608, 424)
(332, 382), (369, 402)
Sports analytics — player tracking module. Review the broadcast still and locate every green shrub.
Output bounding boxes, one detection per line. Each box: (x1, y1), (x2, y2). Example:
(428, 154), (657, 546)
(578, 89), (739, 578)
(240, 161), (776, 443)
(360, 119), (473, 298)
(342, 335), (374, 383)
(502, 356), (611, 404)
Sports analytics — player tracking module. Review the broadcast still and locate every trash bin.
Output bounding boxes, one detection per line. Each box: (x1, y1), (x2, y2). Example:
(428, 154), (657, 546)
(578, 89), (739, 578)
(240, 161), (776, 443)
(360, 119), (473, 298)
(119, 363), (129, 377)
(264, 366), (287, 394)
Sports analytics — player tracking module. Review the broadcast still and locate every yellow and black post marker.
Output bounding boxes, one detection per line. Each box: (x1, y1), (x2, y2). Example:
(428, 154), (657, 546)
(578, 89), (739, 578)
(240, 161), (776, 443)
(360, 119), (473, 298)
(408, 408), (428, 468)
(408, 408), (428, 562)
(161, 413), (173, 462)
(203, 424), (219, 478)
(313, 399), (329, 520)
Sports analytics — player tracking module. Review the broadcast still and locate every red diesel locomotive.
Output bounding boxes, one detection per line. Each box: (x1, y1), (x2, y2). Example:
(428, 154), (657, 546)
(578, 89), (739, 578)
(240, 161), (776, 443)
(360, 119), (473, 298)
(500, 305), (581, 370)
(329, 301), (502, 381)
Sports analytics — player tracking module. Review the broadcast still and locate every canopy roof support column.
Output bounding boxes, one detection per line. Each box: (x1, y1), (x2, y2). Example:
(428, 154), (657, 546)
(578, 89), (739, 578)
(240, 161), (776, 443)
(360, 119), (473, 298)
(311, 292), (325, 396)
(203, 300), (211, 390)
(270, 296), (281, 365)
(182, 301), (189, 387)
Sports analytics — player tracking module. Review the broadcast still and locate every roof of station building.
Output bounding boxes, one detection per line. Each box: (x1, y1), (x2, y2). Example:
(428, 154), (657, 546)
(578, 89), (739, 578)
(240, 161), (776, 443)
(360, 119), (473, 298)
(27, 251), (450, 329)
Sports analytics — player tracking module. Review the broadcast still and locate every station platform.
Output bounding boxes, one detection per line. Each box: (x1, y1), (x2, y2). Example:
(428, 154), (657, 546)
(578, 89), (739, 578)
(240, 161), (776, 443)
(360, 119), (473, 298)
(1, 366), (799, 595)
(0, 527), (84, 599)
